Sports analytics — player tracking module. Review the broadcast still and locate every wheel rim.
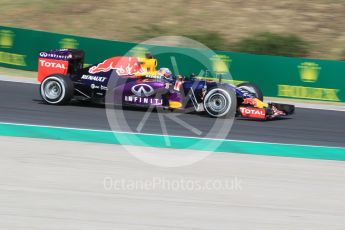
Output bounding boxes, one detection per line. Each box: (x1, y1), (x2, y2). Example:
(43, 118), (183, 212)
(44, 81), (62, 100)
(207, 93), (227, 113)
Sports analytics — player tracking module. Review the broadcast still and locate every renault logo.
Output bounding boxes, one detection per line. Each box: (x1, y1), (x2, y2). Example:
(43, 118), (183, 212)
(131, 84), (154, 97)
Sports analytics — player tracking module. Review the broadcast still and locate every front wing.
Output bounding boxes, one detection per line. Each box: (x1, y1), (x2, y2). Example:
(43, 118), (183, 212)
(238, 103), (295, 120)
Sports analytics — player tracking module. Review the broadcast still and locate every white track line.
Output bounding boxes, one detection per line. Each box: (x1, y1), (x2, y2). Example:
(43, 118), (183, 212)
(1, 121), (344, 150)
(0, 75), (37, 84)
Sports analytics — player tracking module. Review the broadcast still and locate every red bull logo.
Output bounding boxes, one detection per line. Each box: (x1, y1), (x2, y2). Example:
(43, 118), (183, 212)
(242, 98), (258, 107)
(89, 56), (145, 75)
(242, 98), (267, 108)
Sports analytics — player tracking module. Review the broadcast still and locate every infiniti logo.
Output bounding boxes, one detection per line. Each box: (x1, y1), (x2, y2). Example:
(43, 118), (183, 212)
(131, 84), (155, 97)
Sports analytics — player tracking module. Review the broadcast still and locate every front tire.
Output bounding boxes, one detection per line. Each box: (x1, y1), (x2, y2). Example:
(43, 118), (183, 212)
(203, 87), (236, 118)
(40, 74), (74, 105)
(237, 82), (263, 101)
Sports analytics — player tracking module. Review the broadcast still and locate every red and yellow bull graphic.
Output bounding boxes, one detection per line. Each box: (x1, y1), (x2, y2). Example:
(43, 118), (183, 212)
(88, 56), (157, 76)
(242, 98), (267, 109)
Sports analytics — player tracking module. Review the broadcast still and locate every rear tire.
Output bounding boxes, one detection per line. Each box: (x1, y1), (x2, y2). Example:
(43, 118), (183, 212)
(237, 82), (263, 101)
(203, 87), (236, 118)
(40, 74), (74, 105)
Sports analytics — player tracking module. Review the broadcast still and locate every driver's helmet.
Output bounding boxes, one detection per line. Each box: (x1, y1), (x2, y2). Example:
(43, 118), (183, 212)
(158, 68), (172, 80)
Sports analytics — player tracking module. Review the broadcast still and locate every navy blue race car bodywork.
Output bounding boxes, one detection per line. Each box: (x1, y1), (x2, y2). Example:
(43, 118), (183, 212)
(37, 49), (294, 119)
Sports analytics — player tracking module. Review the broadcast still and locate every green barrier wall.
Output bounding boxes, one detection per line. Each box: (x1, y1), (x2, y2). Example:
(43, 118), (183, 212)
(1, 25), (345, 102)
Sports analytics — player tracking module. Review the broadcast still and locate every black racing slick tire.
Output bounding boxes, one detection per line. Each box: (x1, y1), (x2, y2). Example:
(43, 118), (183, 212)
(40, 74), (74, 105)
(237, 82), (264, 101)
(203, 87), (236, 118)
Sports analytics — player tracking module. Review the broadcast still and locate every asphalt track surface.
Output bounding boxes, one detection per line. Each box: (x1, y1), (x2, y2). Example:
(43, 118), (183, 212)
(1, 136), (345, 230)
(1, 80), (345, 147)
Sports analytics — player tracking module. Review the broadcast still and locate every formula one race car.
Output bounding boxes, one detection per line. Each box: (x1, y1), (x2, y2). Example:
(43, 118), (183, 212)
(37, 49), (294, 119)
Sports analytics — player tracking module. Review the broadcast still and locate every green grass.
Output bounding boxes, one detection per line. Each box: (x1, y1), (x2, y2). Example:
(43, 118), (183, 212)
(341, 49), (345, 60)
(0, 0), (345, 59)
(232, 32), (310, 57)
(0, 66), (36, 78)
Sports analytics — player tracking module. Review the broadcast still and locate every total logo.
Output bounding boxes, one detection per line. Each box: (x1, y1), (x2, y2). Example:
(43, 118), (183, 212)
(81, 74), (106, 82)
(39, 59), (66, 69)
(131, 84), (155, 97)
(239, 107), (266, 119)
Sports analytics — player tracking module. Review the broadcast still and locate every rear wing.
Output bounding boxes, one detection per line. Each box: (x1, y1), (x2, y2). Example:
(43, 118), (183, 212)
(37, 49), (84, 82)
